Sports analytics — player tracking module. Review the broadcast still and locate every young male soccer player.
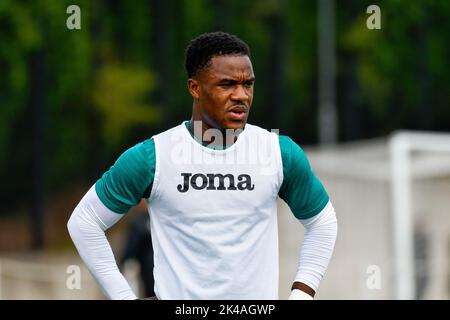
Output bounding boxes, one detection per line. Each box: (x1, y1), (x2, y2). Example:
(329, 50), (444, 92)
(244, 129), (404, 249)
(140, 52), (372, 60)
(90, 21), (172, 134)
(68, 31), (338, 300)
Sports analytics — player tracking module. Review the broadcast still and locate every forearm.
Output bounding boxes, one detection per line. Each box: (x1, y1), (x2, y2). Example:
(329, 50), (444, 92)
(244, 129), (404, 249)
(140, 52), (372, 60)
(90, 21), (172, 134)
(67, 185), (137, 300)
(290, 201), (338, 299)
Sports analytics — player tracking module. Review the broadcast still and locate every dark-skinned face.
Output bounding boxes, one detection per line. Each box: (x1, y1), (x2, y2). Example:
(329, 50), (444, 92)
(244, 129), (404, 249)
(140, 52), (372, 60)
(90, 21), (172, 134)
(188, 55), (255, 130)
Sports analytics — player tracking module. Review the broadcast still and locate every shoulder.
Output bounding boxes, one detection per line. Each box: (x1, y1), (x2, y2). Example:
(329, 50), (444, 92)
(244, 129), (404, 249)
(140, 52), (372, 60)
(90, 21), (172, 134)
(95, 138), (156, 213)
(278, 135), (303, 150)
(278, 135), (310, 168)
(119, 138), (155, 165)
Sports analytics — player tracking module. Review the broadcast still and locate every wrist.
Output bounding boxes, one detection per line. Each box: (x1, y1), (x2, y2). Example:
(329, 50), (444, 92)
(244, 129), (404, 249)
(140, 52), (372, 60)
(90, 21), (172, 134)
(291, 281), (315, 297)
(288, 289), (313, 300)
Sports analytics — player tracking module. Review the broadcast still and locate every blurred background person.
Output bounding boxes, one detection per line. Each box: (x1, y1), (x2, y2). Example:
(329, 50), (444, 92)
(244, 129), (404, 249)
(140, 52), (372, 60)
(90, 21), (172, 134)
(119, 204), (155, 298)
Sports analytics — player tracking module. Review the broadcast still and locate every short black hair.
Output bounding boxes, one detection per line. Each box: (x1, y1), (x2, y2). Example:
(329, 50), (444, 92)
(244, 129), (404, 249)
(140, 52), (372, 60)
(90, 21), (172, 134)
(185, 31), (250, 78)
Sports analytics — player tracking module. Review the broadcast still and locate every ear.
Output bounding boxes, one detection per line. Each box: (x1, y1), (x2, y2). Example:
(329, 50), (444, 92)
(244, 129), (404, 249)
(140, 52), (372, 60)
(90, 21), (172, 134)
(187, 78), (200, 100)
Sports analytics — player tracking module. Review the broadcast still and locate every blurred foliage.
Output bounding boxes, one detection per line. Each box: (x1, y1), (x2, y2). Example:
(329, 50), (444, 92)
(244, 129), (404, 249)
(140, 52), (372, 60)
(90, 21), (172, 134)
(339, 0), (450, 137)
(92, 63), (159, 150)
(0, 0), (449, 211)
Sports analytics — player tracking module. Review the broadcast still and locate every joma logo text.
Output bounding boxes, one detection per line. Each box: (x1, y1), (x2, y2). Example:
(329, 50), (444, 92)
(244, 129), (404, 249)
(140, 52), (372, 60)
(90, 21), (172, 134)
(177, 173), (255, 193)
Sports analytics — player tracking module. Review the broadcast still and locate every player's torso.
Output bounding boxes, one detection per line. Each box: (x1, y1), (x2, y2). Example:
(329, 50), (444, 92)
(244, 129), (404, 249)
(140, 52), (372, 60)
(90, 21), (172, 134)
(148, 122), (282, 231)
(146, 122), (283, 299)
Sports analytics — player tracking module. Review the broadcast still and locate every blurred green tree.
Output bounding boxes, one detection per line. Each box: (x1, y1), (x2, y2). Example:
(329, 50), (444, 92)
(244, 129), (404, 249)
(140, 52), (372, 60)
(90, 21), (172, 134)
(0, 1), (449, 236)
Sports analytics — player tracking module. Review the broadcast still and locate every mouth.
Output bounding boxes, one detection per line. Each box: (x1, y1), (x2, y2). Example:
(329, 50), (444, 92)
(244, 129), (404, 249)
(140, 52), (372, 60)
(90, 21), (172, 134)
(228, 105), (248, 121)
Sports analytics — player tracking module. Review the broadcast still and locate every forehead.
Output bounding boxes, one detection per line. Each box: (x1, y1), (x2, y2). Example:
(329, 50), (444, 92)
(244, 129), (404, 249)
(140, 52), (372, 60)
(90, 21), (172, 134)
(202, 55), (254, 80)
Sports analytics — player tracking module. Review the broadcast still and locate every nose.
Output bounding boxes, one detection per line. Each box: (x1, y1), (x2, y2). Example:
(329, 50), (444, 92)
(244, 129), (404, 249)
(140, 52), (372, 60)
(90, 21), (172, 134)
(231, 85), (249, 102)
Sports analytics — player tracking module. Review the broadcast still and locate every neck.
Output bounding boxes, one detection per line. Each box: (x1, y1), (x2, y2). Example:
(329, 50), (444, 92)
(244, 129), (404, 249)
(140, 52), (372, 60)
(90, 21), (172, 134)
(188, 119), (241, 148)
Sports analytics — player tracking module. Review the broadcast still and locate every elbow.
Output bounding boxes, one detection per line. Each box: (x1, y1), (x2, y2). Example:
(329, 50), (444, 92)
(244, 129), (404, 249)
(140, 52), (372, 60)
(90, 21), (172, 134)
(67, 211), (78, 241)
(67, 208), (86, 242)
(331, 218), (338, 243)
(327, 208), (338, 241)
(333, 208), (338, 235)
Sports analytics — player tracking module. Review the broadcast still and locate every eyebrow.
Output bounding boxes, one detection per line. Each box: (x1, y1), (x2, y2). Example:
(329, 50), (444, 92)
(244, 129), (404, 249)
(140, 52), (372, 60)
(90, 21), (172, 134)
(217, 77), (256, 84)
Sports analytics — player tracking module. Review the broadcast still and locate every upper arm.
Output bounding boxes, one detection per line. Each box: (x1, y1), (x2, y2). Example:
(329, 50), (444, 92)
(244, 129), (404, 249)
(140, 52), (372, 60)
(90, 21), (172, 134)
(95, 138), (155, 214)
(278, 135), (329, 220)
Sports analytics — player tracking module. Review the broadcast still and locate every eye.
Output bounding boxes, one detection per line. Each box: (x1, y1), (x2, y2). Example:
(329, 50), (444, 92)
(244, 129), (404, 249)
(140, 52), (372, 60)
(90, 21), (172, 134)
(244, 81), (254, 88)
(219, 82), (234, 88)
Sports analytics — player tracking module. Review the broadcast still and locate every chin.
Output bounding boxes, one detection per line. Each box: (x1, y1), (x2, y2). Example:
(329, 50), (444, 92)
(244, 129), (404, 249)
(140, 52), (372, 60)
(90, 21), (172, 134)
(224, 121), (247, 130)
